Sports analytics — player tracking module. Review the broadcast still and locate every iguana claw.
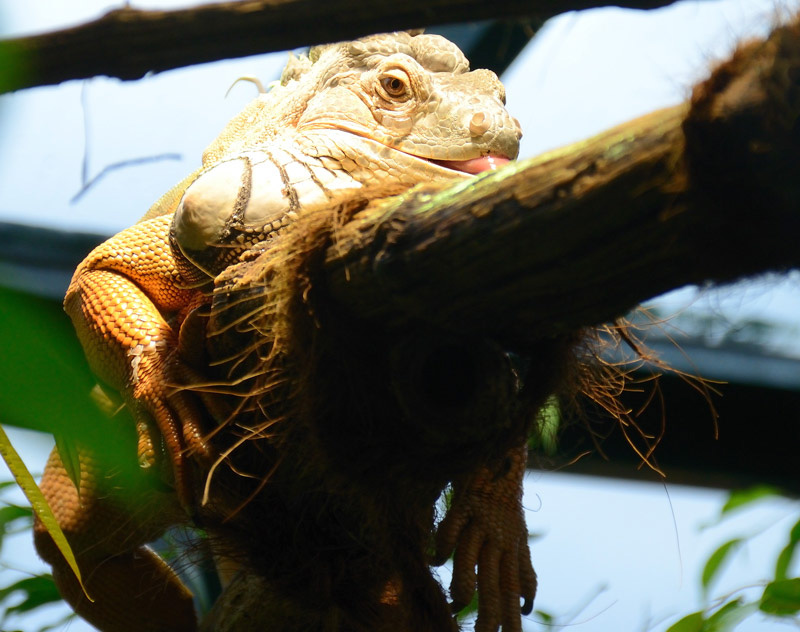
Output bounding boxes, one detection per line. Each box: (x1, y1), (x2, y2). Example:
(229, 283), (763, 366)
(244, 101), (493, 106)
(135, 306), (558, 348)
(127, 346), (212, 509)
(435, 445), (536, 632)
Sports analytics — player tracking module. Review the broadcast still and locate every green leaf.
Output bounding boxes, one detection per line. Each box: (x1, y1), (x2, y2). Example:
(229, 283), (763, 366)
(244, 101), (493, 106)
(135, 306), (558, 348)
(0, 288), (141, 489)
(721, 486), (782, 517)
(704, 599), (757, 632)
(54, 435), (82, 499)
(666, 611), (704, 632)
(667, 602), (758, 632)
(530, 395), (560, 455)
(38, 613), (77, 632)
(0, 424), (92, 602)
(534, 610), (554, 624)
(0, 504), (32, 527)
(790, 520), (800, 547)
(0, 575), (63, 615)
(454, 590), (479, 619)
(702, 539), (742, 593)
(0, 504), (33, 550)
(760, 578), (800, 616)
(775, 518), (800, 580)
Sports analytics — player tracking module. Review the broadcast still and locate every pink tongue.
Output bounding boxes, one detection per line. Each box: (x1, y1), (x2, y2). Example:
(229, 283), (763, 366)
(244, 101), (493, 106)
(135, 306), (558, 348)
(432, 155), (510, 174)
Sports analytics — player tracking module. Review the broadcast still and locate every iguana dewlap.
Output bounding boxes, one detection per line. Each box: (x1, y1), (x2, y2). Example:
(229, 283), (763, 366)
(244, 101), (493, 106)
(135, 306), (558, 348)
(34, 31), (534, 632)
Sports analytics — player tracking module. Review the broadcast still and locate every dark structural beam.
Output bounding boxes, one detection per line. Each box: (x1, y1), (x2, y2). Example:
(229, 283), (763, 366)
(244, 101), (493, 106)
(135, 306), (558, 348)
(1, 0), (694, 93)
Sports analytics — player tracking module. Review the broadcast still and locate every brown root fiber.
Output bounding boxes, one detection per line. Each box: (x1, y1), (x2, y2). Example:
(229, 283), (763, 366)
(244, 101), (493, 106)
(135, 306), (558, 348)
(682, 15), (800, 273)
(177, 194), (674, 631)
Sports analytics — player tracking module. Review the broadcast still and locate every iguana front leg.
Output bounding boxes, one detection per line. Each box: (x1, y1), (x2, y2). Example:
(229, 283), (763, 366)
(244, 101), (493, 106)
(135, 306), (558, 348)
(435, 445), (536, 632)
(64, 214), (211, 505)
(46, 214), (214, 630)
(34, 443), (195, 632)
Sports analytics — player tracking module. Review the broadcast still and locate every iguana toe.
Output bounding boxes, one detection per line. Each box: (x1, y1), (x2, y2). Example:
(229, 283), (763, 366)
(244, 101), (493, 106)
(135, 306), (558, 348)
(435, 445), (535, 632)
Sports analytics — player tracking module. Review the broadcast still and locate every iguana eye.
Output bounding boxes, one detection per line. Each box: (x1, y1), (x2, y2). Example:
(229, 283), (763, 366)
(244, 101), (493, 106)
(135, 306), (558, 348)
(379, 73), (409, 99)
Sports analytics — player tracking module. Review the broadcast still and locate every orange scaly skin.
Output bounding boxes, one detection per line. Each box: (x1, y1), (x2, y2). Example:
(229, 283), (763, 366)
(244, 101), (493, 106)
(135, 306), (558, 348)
(63, 215), (210, 500)
(33, 437), (196, 631)
(36, 31), (536, 632)
(39, 215), (208, 631)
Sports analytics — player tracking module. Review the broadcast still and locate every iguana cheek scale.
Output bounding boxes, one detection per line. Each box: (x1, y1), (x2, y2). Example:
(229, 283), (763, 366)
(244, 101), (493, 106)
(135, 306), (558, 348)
(35, 31), (534, 632)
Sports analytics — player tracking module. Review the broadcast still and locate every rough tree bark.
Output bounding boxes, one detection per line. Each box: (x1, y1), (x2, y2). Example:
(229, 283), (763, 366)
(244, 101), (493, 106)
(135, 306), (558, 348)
(318, 15), (800, 341)
(0, 0), (696, 94)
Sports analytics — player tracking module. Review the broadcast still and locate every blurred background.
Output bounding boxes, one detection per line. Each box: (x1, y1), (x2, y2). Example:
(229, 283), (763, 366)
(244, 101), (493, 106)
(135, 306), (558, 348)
(1, 1), (799, 630)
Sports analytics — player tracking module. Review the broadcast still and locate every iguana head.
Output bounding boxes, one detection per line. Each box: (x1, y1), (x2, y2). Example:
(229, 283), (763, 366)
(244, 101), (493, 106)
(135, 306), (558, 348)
(203, 32), (521, 182)
(174, 33), (521, 272)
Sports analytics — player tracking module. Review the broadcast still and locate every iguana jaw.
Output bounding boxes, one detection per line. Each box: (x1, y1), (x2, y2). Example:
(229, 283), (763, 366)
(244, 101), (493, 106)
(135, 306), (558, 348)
(384, 145), (513, 179)
(298, 120), (516, 179)
(370, 133), (514, 176)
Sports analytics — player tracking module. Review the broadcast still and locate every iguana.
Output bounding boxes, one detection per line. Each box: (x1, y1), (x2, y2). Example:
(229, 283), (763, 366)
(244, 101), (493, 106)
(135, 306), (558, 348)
(34, 31), (541, 632)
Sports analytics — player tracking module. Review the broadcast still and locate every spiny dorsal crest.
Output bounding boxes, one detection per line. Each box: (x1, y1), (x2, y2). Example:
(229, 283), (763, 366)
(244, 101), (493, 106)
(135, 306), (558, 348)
(281, 31), (470, 88)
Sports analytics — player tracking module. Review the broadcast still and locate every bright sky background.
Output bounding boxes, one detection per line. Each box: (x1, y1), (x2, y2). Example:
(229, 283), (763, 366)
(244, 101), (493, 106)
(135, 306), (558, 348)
(1, 1), (799, 631)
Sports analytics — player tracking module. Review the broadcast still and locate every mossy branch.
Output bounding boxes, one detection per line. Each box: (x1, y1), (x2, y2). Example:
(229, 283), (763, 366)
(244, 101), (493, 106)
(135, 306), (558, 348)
(323, 16), (800, 343)
(1, 0), (690, 94)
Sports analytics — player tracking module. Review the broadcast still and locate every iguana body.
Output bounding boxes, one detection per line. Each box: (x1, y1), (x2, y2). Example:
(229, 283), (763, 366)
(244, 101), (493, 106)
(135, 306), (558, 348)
(35, 31), (535, 632)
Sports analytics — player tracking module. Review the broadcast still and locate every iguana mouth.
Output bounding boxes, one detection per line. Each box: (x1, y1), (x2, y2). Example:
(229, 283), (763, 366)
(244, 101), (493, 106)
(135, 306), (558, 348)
(428, 155), (510, 174)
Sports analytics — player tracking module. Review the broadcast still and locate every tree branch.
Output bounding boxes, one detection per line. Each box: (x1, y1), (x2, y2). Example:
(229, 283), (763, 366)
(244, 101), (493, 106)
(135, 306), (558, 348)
(1, 0), (690, 94)
(323, 15), (800, 342)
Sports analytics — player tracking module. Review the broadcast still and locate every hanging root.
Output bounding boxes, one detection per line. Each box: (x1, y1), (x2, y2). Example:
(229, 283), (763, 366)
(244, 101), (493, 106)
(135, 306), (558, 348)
(190, 200), (367, 508)
(565, 311), (720, 473)
(185, 186), (721, 502)
(225, 75), (267, 97)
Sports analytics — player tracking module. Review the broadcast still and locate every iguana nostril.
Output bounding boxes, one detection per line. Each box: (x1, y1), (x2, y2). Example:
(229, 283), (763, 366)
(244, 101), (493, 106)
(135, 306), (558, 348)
(513, 117), (523, 139)
(469, 112), (490, 136)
